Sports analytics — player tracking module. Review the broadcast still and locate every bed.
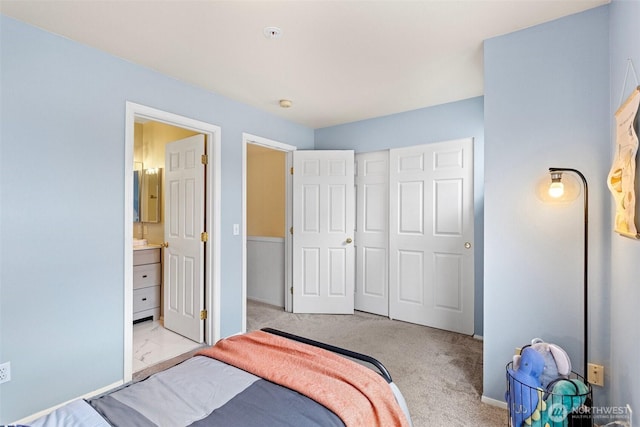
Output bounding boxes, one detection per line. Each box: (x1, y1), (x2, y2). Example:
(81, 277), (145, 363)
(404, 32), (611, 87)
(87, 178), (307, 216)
(30, 328), (413, 427)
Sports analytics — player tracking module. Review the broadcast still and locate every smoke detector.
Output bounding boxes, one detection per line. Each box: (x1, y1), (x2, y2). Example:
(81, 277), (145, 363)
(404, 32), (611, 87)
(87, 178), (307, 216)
(263, 26), (282, 39)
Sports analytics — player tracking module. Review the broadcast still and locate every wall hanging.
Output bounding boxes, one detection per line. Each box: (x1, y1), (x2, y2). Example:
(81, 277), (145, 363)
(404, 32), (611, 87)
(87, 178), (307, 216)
(608, 59), (640, 238)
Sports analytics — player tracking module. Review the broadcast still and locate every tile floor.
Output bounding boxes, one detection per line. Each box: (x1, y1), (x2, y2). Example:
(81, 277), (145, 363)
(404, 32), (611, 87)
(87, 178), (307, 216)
(132, 319), (203, 374)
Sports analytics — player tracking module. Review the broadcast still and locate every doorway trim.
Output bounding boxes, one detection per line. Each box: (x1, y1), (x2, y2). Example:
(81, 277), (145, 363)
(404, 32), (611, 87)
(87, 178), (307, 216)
(124, 102), (221, 382)
(242, 133), (296, 331)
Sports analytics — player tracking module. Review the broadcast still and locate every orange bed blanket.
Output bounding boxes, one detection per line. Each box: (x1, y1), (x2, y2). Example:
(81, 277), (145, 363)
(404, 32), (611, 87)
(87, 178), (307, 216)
(197, 330), (410, 427)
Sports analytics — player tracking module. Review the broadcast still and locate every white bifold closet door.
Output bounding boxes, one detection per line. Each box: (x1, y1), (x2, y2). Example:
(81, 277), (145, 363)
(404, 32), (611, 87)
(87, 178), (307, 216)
(355, 151), (389, 316)
(389, 138), (474, 335)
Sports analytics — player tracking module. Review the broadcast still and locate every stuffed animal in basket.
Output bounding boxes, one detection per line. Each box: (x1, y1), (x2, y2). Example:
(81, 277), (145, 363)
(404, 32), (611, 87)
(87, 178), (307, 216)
(524, 378), (589, 427)
(506, 347), (545, 427)
(527, 338), (572, 389)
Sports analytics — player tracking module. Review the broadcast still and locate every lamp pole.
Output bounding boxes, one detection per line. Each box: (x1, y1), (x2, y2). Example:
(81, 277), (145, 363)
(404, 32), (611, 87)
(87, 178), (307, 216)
(549, 167), (588, 380)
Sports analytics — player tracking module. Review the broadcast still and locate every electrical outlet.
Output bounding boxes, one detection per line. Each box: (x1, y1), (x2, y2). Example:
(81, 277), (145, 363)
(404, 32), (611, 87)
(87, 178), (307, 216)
(587, 363), (604, 386)
(0, 362), (11, 384)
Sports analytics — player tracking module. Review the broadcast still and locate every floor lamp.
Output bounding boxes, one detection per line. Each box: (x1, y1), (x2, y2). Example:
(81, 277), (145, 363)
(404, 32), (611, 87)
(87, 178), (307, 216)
(547, 167), (589, 382)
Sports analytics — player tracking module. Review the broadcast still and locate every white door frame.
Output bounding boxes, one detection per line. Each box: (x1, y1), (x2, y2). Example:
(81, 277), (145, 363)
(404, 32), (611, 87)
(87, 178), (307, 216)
(242, 133), (296, 331)
(124, 102), (221, 382)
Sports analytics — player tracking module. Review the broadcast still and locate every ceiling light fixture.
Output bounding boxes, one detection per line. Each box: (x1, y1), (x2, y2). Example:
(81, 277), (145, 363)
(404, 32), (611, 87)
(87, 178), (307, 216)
(263, 26), (282, 39)
(279, 99), (292, 108)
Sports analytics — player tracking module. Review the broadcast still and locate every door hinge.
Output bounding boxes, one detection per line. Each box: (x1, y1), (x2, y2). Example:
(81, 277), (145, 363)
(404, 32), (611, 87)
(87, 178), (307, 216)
(290, 227), (293, 235)
(200, 310), (207, 320)
(201, 232), (208, 242)
(290, 287), (293, 294)
(290, 167), (294, 175)
(201, 154), (208, 165)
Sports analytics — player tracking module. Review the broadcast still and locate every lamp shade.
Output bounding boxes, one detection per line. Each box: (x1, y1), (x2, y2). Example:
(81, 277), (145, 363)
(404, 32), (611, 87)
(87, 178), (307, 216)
(535, 173), (580, 203)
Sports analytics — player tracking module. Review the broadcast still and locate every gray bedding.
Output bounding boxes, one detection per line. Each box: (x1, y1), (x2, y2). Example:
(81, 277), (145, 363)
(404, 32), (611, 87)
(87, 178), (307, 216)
(30, 331), (413, 427)
(87, 356), (344, 427)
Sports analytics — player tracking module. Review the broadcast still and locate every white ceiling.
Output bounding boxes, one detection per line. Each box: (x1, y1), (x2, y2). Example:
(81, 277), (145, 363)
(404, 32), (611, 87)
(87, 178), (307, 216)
(1, 0), (609, 129)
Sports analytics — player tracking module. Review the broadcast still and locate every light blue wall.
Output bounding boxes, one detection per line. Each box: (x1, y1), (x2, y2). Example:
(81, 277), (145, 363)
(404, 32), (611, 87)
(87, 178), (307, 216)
(608, 0), (640, 420)
(483, 5), (610, 406)
(315, 97), (485, 336)
(0, 15), (313, 423)
(4, 2), (639, 423)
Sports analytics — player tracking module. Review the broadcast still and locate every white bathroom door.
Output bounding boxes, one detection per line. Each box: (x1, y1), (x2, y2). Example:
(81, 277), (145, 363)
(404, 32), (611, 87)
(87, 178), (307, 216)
(355, 151), (389, 316)
(292, 150), (355, 314)
(163, 134), (205, 342)
(389, 138), (474, 335)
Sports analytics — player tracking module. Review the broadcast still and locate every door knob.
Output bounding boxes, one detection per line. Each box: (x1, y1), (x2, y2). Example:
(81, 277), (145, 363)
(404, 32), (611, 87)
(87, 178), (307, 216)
(464, 242), (471, 249)
(161, 242), (169, 248)
(346, 238), (353, 244)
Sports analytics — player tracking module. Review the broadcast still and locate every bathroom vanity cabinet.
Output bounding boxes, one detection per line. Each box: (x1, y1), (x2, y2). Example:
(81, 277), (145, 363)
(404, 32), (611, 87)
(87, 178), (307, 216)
(133, 246), (161, 322)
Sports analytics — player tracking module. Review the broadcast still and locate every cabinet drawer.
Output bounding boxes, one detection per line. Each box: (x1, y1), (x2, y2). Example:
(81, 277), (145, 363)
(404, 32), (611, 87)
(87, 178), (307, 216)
(133, 248), (161, 266)
(133, 263), (161, 289)
(133, 307), (160, 322)
(133, 286), (160, 313)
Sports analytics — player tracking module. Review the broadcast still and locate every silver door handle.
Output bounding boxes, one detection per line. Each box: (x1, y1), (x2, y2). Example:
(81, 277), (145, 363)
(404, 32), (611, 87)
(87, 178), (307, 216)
(346, 238), (353, 244)
(464, 242), (471, 249)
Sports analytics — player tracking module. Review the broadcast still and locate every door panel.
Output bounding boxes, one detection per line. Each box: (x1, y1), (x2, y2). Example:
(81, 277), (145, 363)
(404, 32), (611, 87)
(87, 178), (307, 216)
(398, 250), (424, 304)
(355, 151), (389, 316)
(389, 138), (474, 335)
(399, 181), (424, 233)
(164, 134), (205, 342)
(293, 150), (355, 314)
(302, 248), (320, 295)
(328, 248), (346, 295)
(434, 252), (462, 309)
(434, 179), (463, 234)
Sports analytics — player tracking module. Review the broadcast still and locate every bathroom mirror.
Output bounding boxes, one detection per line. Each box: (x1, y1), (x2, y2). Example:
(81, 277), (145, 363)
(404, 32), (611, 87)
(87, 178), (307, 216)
(141, 168), (162, 223)
(133, 170), (141, 222)
(133, 162), (143, 223)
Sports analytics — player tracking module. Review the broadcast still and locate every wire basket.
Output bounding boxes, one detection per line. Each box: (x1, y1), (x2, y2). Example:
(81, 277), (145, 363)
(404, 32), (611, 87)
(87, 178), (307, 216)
(506, 362), (593, 427)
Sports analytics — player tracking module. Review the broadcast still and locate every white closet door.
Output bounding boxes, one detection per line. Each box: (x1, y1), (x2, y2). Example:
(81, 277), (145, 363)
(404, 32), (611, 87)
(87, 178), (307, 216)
(389, 138), (474, 335)
(292, 150), (355, 314)
(355, 151), (389, 316)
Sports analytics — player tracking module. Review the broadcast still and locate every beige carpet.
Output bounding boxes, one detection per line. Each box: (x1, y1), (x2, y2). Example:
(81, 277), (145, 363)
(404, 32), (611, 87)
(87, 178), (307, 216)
(247, 300), (507, 427)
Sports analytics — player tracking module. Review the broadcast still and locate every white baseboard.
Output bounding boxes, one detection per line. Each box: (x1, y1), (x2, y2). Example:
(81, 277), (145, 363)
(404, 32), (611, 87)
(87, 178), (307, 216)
(12, 380), (123, 425)
(481, 395), (508, 409)
(247, 296), (284, 308)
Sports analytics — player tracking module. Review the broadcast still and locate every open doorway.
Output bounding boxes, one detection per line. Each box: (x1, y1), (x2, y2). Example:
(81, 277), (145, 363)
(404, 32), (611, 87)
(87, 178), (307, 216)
(124, 102), (221, 382)
(242, 134), (296, 332)
(245, 144), (286, 306)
